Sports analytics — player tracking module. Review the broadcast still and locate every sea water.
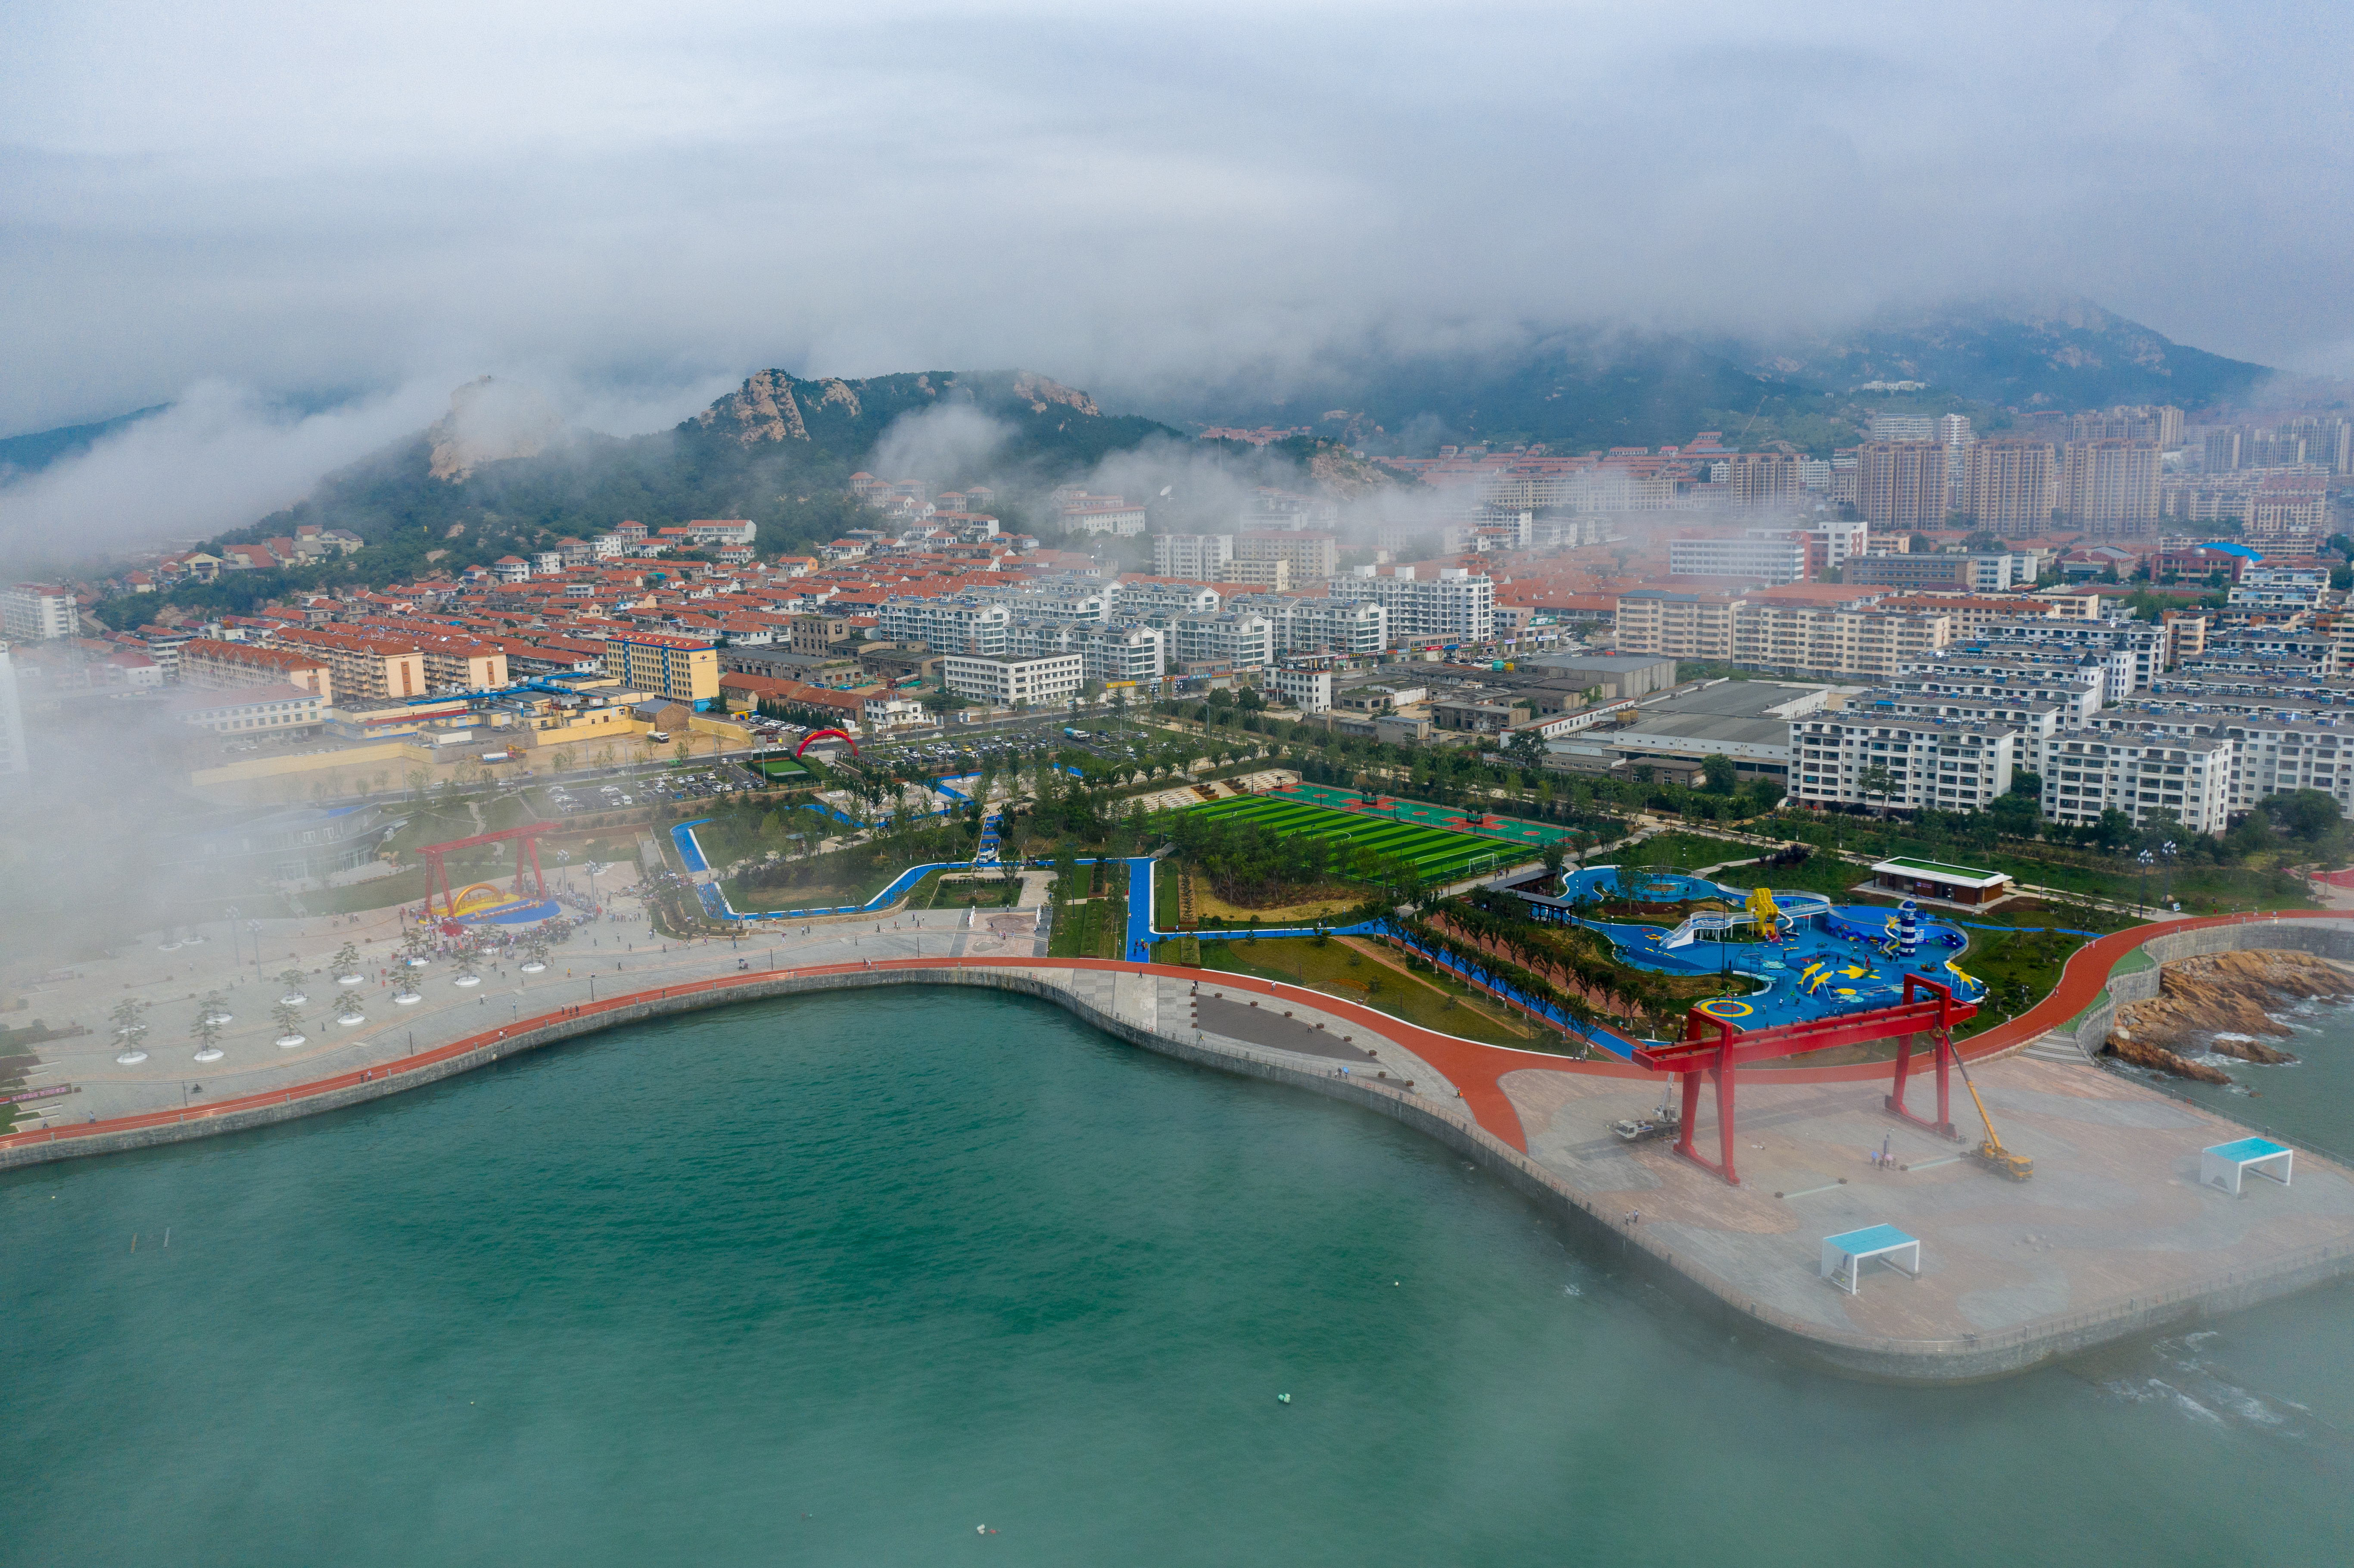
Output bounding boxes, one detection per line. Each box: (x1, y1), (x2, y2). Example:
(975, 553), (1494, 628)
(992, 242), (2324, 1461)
(4, 989), (2349, 1567)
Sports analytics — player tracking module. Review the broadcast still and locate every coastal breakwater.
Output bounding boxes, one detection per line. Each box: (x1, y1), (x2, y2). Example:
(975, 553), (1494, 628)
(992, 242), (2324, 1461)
(9, 918), (2354, 1385)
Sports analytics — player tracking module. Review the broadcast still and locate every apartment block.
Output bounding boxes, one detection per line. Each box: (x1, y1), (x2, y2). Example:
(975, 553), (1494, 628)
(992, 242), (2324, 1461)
(2, 583), (78, 641)
(1731, 606), (1953, 681)
(1247, 596), (1388, 656)
(1115, 579), (1223, 618)
(1152, 533), (1234, 580)
(1327, 567), (1494, 642)
(1724, 451), (1803, 507)
(1221, 558), (1291, 591)
(2037, 731), (2233, 833)
(2061, 439), (2161, 536)
(942, 652), (1084, 706)
(1788, 716), (2018, 813)
(1668, 535), (1809, 584)
(1612, 591), (1743, 660)
(1892, 658), (2104, 728)
(1963, 440), (2059, 533)
(603, 631), (719, 706)
(1168, 611), (1275, 669)
(1855, 442), (1950, 530)
(878, 596), (1011, 656)
(179, 639), (334, 703)
(269, 627), (428, 702)
(1846, 554), (2018, 591)
(1235, 530), (1340, 578)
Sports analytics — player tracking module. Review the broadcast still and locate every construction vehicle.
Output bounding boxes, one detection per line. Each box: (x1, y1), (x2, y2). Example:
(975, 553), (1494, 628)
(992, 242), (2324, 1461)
(1611, 1101), (1682, 1144)
(1953, 1049), (2033, 1181)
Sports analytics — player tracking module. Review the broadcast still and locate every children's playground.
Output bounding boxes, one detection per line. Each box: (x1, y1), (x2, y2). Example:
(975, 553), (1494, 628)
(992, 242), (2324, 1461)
(1525, 864), (1986, 1031)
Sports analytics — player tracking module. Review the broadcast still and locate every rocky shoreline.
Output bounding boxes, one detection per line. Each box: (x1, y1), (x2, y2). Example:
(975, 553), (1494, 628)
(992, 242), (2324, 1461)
(2106, 949), (2354, 1081)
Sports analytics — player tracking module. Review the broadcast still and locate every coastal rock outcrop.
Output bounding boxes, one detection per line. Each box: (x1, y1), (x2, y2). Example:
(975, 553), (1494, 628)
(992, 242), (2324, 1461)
(2105, 949), (2354, 1076)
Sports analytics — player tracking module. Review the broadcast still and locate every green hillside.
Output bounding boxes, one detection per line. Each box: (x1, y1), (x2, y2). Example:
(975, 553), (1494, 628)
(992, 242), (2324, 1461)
(204, 370), (1177, 583)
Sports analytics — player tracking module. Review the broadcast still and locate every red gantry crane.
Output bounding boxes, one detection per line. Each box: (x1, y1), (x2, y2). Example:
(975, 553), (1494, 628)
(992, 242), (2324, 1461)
(1634, 977), (1975, 1186)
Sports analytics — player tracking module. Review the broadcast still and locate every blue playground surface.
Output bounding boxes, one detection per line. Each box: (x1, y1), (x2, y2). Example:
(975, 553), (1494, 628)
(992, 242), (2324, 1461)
(453, 896), (565, 926)
(1528, 864), (1985, 1030)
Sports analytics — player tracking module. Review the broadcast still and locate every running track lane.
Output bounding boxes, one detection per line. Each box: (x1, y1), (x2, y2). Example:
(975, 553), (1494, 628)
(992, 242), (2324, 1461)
(5, 913), (2337, 1160)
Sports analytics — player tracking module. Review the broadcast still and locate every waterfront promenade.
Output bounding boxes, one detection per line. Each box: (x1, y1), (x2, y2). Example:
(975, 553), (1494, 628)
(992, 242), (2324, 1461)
(7, 897), (2354, 1382)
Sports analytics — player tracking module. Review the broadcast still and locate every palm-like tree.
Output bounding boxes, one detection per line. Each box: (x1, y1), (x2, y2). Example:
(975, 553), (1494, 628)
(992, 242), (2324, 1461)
(110, 997), (151, 1063)
(271, 1000), (305, 1045)
(331, 942), (362, 981)
(277, 968), (308, 1003)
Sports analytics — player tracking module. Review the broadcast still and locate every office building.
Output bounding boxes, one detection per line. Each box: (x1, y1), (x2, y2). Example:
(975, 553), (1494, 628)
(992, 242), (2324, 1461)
(942, 652), (1084, 707)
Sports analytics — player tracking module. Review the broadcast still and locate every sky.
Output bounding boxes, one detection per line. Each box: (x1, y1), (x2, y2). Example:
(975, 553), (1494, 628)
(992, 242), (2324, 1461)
(3, 0), (2351, 532)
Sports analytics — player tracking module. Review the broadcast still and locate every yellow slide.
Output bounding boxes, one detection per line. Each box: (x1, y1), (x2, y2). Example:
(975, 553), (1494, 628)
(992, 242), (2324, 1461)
(1746, 883), (1783, 941)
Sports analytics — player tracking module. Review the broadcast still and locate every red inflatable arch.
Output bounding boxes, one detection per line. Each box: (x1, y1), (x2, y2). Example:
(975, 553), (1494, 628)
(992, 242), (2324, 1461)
(793, 727), (859, 759)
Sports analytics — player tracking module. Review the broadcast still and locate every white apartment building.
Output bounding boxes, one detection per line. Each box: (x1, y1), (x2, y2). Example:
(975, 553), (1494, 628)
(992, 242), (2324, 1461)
(1152, 534), (1234, 580)
(1073, 622), (1165, 684)
(942, 652), (1084, 707)
(1667, 536), (1809, 584)
(1328, 566), (1493, 643)
(1893, 659), (2105, 728)
(1973, 617), (2167, 692)
(2226, 566), (2332, 613)
(680, 519), (757, 547)
(1246, 596), (1389, 656)
(1666, 537), (1808, 586)
(2, 583), (78, 641)
(2036, 731), (2233, 833)
(2217, 718), (2354, 817)
(1168, 612), (1275, 669)
(1271, 666), (1333, 713)
(1010, 577), (1115, 622)
(1845, 690), (2064, 748)
(1117, 579), (1223, 617)
(878, 596), (1011, 656)
(1788, 717), (2019, 814)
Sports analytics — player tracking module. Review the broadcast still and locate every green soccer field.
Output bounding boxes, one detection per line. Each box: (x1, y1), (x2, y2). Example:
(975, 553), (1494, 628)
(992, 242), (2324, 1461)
(1183, 793), (1537, 884)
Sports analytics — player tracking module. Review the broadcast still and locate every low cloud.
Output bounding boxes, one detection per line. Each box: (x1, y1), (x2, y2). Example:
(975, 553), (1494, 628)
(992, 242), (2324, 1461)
(6, 1), (2352, 542)
(866, 403), (1018, 492)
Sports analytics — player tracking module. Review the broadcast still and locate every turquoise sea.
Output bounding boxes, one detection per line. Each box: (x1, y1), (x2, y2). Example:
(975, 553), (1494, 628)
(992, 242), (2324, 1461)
(5, 989), (2350, 1566)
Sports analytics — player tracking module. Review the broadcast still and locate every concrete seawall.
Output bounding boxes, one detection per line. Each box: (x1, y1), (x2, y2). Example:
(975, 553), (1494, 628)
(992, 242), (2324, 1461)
(10, 920), (2354, 1386)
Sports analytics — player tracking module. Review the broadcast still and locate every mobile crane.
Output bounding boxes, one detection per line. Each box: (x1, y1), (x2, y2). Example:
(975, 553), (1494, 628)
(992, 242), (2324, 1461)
(1954, 1048), (2033, 1181)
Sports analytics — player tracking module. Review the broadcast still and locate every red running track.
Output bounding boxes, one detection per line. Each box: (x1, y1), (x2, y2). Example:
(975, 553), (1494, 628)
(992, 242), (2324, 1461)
(3, 913), (2334, 1160)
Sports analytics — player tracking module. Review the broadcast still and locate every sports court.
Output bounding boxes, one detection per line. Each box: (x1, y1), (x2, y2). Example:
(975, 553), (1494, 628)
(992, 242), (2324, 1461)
(1184, 792), (1543, 884)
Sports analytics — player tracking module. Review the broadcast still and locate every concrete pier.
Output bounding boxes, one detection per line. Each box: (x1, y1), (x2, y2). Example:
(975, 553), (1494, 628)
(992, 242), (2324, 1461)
(7, 905), (2353, 1383)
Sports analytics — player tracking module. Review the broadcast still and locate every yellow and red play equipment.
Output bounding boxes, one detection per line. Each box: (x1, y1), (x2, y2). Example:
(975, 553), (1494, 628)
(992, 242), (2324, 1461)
(794, 728), (858, 759)
(1746, 884), (1784, 941)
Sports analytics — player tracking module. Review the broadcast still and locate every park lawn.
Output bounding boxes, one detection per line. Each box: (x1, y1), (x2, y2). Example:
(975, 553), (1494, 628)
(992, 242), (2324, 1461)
(1048, 898), (1124, 959)
(1154, 859), (1180, 930)
(1702, 852), (1881, 901)
(1169, 935), (1556, 1050)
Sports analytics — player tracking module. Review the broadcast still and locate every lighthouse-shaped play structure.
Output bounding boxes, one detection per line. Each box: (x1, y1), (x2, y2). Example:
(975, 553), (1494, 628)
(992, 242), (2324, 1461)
(1897, 900), (1919, 958)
